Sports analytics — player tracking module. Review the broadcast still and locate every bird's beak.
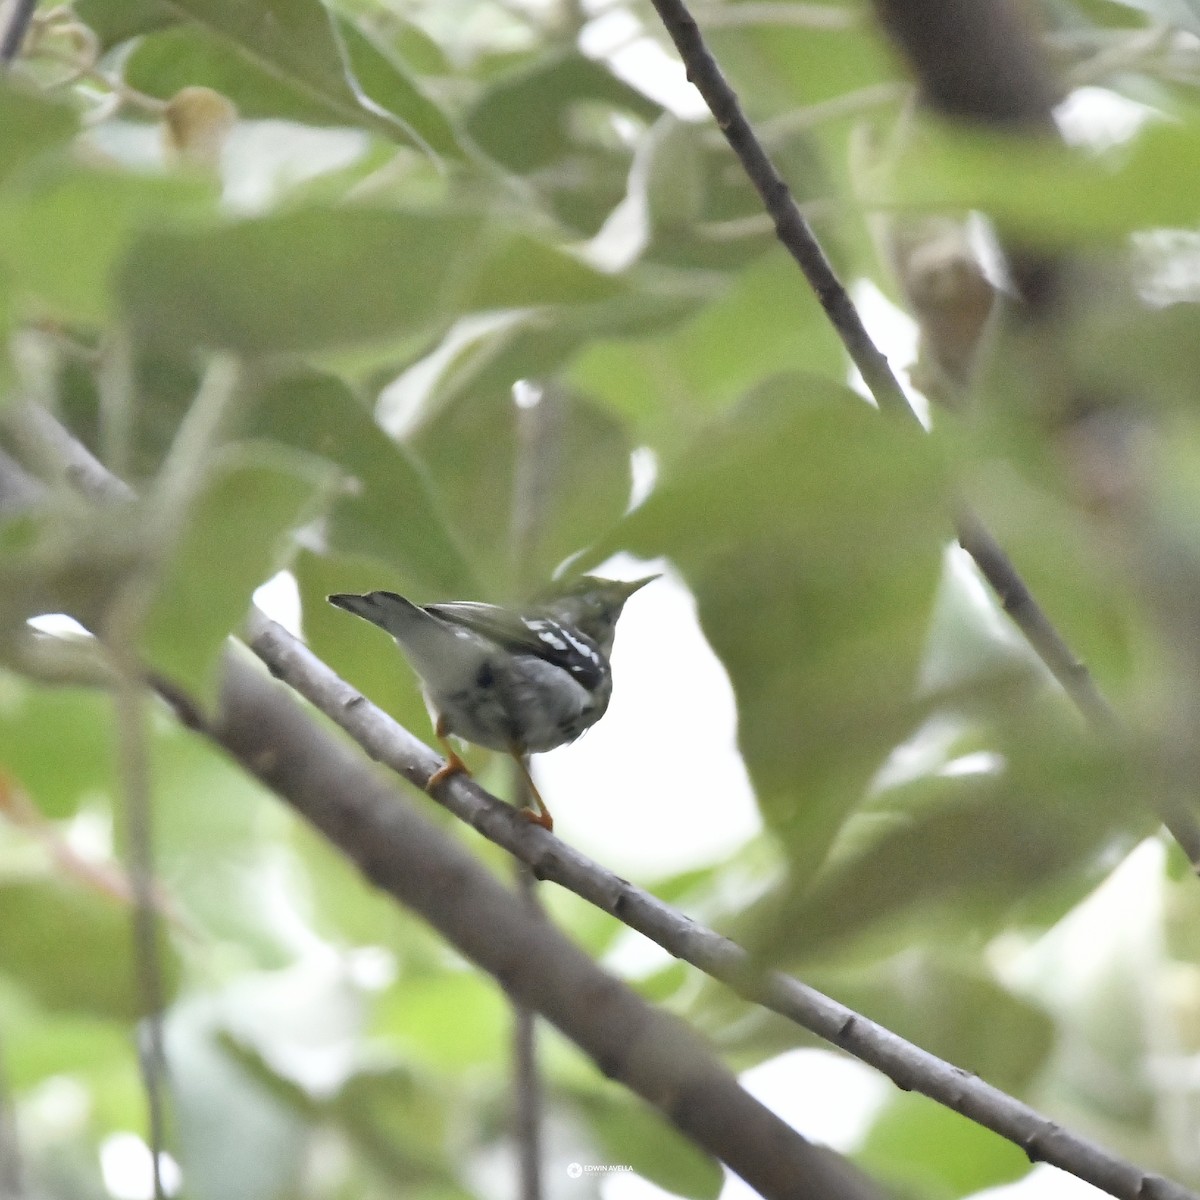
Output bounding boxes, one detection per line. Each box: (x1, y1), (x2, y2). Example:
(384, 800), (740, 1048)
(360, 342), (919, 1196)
(620, 574), (660, 598)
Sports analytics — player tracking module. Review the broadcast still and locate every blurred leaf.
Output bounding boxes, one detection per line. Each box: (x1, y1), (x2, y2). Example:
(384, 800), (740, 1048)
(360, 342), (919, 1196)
(0, 88), (78, 188)
(73, 0), (174, 46)
(167, 995), (307, 1200)
(250, 369), (476, 594)
(0, 166), (209, 324)
(569, 255), (845, 451)
(615, 376), (945, 878)
(412, 381), (631, 597)
(374, 970), (509, 1071)
(774, 704), (1145, 958)
(857, 1093), (1030, 1200)
(124, 15), (461, 157)
(118, 208), (623, 355)
(0, 880), (179, 1019)
(644, 117), (707, 238)
(571, 1085), (723, 1200)
(887, 118), (1200, 243)
(0, 679), (114, 819)
(466, 52), (656, 170)
(707, 17), (896, 112)
(144, 447), (328, 699)
(815, 954), (1055, 1094)
(330, 1065), (465, 1186)
(464, 51), (660, 233)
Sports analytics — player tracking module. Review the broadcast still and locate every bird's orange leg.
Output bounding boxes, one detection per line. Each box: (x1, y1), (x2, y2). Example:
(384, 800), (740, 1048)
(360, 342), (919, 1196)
(429, 715), (471, 790)
(511, 751), (553, 832)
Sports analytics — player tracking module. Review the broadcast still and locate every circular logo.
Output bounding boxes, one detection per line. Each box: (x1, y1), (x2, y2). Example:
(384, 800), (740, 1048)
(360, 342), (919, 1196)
(567, 1163), (583, 1179)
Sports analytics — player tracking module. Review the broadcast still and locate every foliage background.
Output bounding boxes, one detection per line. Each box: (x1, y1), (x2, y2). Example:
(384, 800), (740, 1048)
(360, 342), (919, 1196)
(3, 0), (1200, 1198)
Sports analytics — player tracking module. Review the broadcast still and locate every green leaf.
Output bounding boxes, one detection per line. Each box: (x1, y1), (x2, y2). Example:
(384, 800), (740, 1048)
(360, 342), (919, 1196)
(0, 166), (210, 323)
(778, 703), (1145, 958)
(887, 118), (1200, 244)
(0, 87), (78, 189)
(0, 880), (179, 1019)
(466, 51), (659, 172)
(119, 207), (473, 355)
(464, 51), (660, 233)
(814, 954), (1055, 1095)
(858, 1093), (1030, 1200)
(412, 381), (632, 598)
(570, 255), (845, 451)
(145, 0), (461, 155)
(615, 376), (945, 876)
(118, 208), (623, 355)
(572, 1085), (723, 1200)
(123, 16), (460, 157)
(250, 369), (476, 594)
(144, 447), (327, 698)
(0, 678), (115, 819)
(374, 971), (510, 1071)
(74, 0), (175, 47)
(708, 18), (897, 112)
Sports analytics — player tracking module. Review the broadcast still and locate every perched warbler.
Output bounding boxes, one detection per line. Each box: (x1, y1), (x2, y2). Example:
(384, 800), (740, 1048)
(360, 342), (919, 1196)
(328, 575), (656, 830)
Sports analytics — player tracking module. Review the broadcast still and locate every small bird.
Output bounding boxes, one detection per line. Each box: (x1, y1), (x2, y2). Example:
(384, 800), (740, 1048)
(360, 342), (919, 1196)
(327, 575), (656, 830)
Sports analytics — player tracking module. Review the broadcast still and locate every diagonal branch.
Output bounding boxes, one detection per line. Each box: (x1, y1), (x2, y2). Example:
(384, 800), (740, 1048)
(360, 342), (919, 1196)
(641, 0), (1200, 868)
(6, 407), (885, 1200)
(245, 611), (1198, 1200)
(6, 407), (1196, 1200)
(158, 651), (884, 1200)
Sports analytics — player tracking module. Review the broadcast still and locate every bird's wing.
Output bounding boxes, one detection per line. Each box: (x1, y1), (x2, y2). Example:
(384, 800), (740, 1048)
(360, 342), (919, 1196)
(426, 602), (608, 691)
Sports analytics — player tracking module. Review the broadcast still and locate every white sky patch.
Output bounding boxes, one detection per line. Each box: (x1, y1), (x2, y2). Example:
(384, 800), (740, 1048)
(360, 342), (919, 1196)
(100, 1133), (183, 1200)
(253, 571), (303, 639)
(628, 446), (659, 511)
(604, 35), (710, 119)
(26, 613), (92, 638)
(534, 554), (760, 876)
(971, 1163), (1111, 1200)
(603, 1050), (890, 1200)
(1055, 86), (1156, 151)
(847, 280), (927, 425)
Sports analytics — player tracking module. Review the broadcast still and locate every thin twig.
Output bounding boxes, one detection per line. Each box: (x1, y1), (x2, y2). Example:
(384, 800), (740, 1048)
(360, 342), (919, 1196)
(0, 1031), (23, 1200)
(242, 611), (1198, 1200)
(512, 819), (544, 1200)
(648, 0), (912, 418)
(0, 0), (36, 65)
(111, 651), (168, 1200)
(0, 416), (1192, 1200)
(0, 412), (883, 1200)
(157, 652), (886, 1200)
(643, 0), (1200, 867)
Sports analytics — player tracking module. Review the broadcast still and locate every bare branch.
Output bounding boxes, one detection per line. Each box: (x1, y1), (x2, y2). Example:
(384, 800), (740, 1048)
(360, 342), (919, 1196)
(4, 411), (887, 1200)
(640, 0), (1200, 868)
(158, 649), (886, 1200)
(0, 0), (36, 66)
(244, 611), (1199, 1200)
(3, 410), (1195, 1200)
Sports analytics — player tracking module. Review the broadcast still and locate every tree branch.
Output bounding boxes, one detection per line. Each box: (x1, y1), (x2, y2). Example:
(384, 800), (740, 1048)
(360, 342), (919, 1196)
(244, 611), (1199, 1200)
(0, 0), (36, 66)
(641, 0), (1200, 868)
(4, 409), (1195, 1200)
(3, 411), (886, 1200)
(157, 649), (884, 1200)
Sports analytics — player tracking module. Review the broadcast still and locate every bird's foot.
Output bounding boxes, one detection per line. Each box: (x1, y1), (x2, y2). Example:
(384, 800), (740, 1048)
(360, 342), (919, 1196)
(518, 806), (553, 833)
(429, 748), (470, 791)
